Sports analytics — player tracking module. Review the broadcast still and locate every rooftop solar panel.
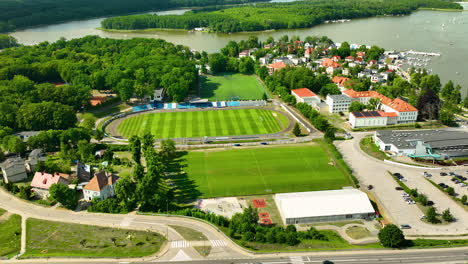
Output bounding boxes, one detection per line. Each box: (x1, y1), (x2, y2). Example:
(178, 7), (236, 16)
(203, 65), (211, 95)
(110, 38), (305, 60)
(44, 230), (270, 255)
(354, 112), (363, 117)
(363, 112), (371, 117)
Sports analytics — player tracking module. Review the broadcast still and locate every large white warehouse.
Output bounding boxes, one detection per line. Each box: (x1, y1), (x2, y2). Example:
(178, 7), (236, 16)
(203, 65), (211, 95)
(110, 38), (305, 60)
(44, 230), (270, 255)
(275, 188), (376, 224)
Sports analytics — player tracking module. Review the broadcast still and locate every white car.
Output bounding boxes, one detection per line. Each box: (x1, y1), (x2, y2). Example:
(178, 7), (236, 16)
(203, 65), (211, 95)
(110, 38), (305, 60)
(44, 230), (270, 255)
(460, 183), (467, 187)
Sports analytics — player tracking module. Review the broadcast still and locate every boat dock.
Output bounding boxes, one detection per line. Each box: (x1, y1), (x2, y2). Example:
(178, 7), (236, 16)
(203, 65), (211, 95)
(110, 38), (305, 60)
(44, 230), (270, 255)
(405, 50), (441, 56)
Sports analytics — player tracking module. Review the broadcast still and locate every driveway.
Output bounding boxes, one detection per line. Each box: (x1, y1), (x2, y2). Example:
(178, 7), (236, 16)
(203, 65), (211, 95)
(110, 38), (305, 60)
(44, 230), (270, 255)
(335, 133), (468, 236)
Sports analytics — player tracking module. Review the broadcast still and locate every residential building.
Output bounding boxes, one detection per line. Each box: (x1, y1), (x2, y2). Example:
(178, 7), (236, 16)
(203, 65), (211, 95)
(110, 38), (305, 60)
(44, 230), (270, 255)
(259, 54), (273, 65)
(76, 162), (91, 182)
(275, 188), (375, 224)
(374, 129), (468, 159)
(14, 131), (40, 142)
(1, 157), (27, 183)
(31, 172), (69, 199)
(291, 88), (320, 106)
(83, 171), (119, 201)
(26, 149), (46, 173)
(326, 94), (352, 113)
(331, 76), (350, 90)
(267, 61), (287, 75)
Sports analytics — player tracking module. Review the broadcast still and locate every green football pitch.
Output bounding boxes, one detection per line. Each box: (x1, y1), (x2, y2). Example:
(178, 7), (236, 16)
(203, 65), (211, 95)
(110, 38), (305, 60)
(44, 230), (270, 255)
(183, 145), (353, 198)
(201, 74), (267, 101)
(117, 108), (289, 139)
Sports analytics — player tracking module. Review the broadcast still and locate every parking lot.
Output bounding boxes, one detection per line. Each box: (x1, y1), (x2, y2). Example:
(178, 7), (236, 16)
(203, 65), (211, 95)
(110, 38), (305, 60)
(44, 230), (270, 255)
(428, 170), (468, 198)
(336, 134), (468, 236)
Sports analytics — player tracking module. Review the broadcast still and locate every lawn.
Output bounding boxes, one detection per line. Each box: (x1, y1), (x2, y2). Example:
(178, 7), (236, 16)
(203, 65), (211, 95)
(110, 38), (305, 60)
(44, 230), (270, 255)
(117, 108), (288, 139)
(0, 212), (22, 258)
(182, 144), (353, 198)
(201, 74), (267, 101)
(23, 218), (165, 258)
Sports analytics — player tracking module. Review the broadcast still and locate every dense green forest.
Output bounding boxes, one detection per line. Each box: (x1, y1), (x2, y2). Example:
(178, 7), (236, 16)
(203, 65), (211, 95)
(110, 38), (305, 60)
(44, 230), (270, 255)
(0, 36), (197, 132)
(101, 0), (462, 32)
(0, 0), (264, 33)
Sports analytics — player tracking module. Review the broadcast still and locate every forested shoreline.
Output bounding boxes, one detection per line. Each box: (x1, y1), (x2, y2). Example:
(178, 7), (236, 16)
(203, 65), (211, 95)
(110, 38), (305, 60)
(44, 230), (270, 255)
(0, 0), (264, 33)
(101, 0), (462, 33)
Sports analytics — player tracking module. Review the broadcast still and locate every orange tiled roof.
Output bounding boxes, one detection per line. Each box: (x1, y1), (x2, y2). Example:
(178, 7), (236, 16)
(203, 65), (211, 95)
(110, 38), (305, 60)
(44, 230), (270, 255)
(267, 61), (287, 70)
(90, 96), (108, 106)
(343, 89), (417, 112)
(332, 76), (350, 86)
(84, 171), (119, 192)
(292, 88), (317, 98)
(321, 58), (341, 68)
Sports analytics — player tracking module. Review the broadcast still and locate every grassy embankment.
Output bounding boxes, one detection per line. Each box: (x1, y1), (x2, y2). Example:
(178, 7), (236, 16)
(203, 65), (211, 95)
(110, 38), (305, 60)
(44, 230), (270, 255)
(22, 218), (165, 258)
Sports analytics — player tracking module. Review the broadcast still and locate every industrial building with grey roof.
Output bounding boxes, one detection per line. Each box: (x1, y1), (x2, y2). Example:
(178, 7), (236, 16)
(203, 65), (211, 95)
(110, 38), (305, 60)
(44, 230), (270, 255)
(374, 129), (468, 159)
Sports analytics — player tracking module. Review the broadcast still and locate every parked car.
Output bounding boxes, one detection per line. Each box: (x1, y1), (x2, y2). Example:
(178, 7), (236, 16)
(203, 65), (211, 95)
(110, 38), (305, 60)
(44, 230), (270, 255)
(449, 172), (456, 176)
(395, 187), (404, 190)
(460, 183), (467, 187)
(440, 172), (448, 176)
(367, 185), (374, 190)
(260, 142), (268, 145)
(233, 143), (242, 147)
(438, 183), (448, 188)
(400, 224), (412, 229)
(427, 201), (435, 206)
(393, 172), (402, 177)
(323, 261), (334, 264)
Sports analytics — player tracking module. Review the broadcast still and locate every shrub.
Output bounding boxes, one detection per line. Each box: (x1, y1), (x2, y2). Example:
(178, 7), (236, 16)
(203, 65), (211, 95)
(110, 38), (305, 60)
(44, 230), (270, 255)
(378, 224), (405, 248)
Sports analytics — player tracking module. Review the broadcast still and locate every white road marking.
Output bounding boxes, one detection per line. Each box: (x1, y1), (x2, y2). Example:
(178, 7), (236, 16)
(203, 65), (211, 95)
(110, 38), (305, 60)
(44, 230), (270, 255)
(170, 250), (192, 261)
(290, 256), (304, 264)
(210, 239), (227, 247)
(171, 240), (189, 248)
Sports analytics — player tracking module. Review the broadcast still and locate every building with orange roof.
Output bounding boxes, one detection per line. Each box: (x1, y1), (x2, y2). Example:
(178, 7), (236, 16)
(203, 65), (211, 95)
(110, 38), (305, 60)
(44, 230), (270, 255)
(321, 58), (341, 68)
(332, 76), (350, 89)
(291, 88), (320, 106)
(267, 61), (288, 75)
(90, 96), (109, 107)
(83, 171), (119, 201)
(342, 89), (418, 124)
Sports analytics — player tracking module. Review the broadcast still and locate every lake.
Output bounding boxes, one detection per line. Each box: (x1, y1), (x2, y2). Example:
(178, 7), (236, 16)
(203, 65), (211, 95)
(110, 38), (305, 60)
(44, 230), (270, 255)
(10, 3), (468, 96)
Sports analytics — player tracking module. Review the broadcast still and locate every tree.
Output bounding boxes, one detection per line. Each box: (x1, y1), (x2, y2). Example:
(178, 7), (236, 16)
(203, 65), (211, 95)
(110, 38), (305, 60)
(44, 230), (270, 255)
(416, 89), (441, 121)
(416, 193), (428, 206)
(208, 53), (228, 74)
(133, 163), (144, 182)
(367, 98), (381, 110)
(242, 231), (255, 242)
(0, 35), (19, 49)
(439, 109), (455, 126)
(377, 224), (405, 248)
(129, 136), (142, 164)
(80, 114), (96, 131)
(262, 92), (268, 101)
(293, 123), (301, 137)
(77, 140), (94, 162)
(324, 127), (335, 141)
(115, 176), (136, 211)
(116, 79), (134, 102)
(441, 208), (454, 222)
(49, 183), (77, 209)
(239, 57), (255, 74)
(348, 101), (366, 112)
(461, 195), (467, 205)
(425, 207), (438, 224)
(2, 135), (26, 154)
(160, 139), (176, 160)
(446, 187), (455, 196)
(441, 80), (454, 100)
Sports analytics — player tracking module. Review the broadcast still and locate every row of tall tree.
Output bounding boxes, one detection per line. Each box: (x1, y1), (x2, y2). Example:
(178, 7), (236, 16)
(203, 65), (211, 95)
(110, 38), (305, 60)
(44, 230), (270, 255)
(101, 0), (462, 32)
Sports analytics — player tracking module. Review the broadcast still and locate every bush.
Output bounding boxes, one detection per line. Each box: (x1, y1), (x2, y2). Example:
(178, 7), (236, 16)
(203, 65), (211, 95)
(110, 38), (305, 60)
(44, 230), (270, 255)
(441, 209), (454, 222)
(378, 224), (405, 248)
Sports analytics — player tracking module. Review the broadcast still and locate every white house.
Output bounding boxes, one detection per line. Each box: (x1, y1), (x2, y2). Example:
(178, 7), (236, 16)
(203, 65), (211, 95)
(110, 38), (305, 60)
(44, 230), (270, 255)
(349, 111), (398, 128)
(1, 157), (27, 183)
(291, 88), (320, 106)
(83, 171), (119, 201)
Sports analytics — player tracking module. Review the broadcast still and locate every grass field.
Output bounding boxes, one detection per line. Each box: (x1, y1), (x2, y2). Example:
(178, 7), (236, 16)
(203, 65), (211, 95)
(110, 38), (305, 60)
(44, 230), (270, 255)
(182, 145), (353, 198)
(117, 108), (288, 139)
(23, 218), (165, 258)
(0, 212), (22, 258)
(201, 74), (267, 101)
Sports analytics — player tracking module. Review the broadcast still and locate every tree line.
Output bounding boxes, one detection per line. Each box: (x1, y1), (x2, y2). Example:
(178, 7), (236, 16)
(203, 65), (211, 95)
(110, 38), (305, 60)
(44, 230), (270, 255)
(101, 0), (462, 32)
(0, 0), (264, 33)
(0, 36), (198, 132)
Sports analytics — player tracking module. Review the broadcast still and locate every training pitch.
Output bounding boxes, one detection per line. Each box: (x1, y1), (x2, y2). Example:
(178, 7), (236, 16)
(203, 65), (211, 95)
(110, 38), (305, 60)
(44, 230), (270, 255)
(201, 74), (267, 101)
(183, 145), (353, 198)
(116, 108), (289, 139)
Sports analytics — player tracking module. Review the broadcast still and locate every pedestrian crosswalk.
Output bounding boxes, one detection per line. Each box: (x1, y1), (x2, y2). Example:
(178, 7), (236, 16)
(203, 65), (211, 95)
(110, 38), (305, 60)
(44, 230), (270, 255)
(170, 240), (227, 248)
(171, 240), (190, 248)
(210, 240), (227, 247)
(290, 256), (304, 264)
